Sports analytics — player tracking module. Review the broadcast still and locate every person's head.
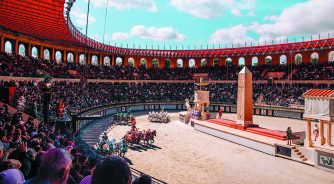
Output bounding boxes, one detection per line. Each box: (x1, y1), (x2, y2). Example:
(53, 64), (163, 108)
(133, 174), (152, 184)
(0, 159), (22, 172)
(36, 148), (72, 184)
(92, 156), (131, 184)
(287, 127), (291, 130)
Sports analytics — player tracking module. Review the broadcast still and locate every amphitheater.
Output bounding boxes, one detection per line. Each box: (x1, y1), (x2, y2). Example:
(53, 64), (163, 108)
(0, 0), (334, 184)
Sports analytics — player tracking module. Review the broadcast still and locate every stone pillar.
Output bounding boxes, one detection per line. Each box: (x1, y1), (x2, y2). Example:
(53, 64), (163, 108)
(306, 119), (313, 147)
(40, 46), (44, 59)
(0, 36), (4, 52)
(52, 48), (55, 61)
(87, 53), (91, 65)
(28, 43), (31, 57)
(327, 123), (332, 146)
(320, 120), (325, 145)
(63, 50), (67, 63)
(15, 39), (19, 55)
(99, 54), (103, 65)
(75, 52), (79, 64)
(236, 66), (253, 128)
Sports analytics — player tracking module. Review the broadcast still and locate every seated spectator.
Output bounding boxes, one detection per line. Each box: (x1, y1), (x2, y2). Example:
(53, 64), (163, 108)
(23, 148), (72, 184)
(91, 156), (131, 184)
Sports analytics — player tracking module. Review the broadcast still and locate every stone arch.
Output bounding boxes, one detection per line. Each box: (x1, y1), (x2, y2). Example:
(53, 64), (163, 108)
(177, 59), (183, 68)
(265, 56), (272, 65)
(31, 47), (38, 58)
(280, 55), (287, 65)
(294, 53), (302, 64)
(329, 51), (334, 63)
(104, 56), (111, 66)
(238, 57), (245, 66)
(91, 55), (99, 65)
(140, 58), (147, 67)
(116, 57), (123, 66)
(225, 58), (232, 66)
(128, 57), (134, 67)
(79, 54), (86, 65)
(5, 41), (12, 54)
(55, 51), (62, 63)
(189, 59), (195, 68)
(19, 44), (26, 57)
(201, 59), (208, 67)
(44, 49), (50, 61)
(152, 58), (159, 67)
(213, 58), (219, 67)
(67, 53), (74, 63)
(252, 57), (258, 66)
(310, 52), (319, 63)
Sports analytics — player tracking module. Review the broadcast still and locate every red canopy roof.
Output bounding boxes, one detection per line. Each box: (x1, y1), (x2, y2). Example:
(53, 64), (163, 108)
(1, 0), (334, 57)
(0, 0), (82, 46)
(303, 89), (334, 98)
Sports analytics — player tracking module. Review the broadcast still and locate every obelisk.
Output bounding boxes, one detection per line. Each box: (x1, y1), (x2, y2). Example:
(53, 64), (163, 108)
(236, 66), (253, 128)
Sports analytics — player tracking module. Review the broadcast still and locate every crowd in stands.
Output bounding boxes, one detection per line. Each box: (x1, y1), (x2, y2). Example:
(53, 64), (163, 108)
(2, 52), (334, 81)
(0, 101), (153, 184)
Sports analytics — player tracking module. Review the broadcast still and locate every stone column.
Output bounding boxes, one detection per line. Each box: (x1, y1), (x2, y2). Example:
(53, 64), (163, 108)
(236, 66), (253, 128)
(320, 120), (325, 145)
(306, 119), (313, 147)
(0, 36), (4, 52)
(15, 39), (19, 55)
(327, 123), (332, 146)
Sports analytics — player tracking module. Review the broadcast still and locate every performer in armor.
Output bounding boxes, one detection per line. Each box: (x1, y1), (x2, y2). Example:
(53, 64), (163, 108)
(131, 118), (137, 131)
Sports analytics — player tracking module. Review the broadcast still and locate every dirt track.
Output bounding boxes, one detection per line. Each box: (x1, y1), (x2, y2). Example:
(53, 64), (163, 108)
(107, 113), (334, 184)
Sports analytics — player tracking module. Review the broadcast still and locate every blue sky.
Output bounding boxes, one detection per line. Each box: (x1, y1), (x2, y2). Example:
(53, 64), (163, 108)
(70, 0), (334, 49)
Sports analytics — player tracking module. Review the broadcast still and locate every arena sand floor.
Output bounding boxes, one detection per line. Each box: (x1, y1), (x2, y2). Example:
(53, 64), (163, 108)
(107, 113), (334, 184)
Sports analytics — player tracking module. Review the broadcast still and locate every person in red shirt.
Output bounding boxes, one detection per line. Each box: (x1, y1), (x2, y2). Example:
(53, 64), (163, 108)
(131, 118), (137, 131)
(218, 107), (223, 119)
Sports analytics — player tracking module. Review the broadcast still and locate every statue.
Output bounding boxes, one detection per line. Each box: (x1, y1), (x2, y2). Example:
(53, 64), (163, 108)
(185, 98), (191, 113)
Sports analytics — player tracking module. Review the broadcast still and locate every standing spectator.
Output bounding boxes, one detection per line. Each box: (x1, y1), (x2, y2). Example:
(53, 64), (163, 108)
(218, 107), (223, 119)
(313, 123), (319, 141)
(286, 127), (292, 146)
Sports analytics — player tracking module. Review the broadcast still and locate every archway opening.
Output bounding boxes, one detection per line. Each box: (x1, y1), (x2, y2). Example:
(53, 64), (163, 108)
(152, 58), (159, 68)
(201, 59), (208, 67)
(310, 52), (319, 64)
(67, 53), (74, 63)
(177, 59), (183, 68)
(79, 54), (86, 65)
(225, 58), (232, 66)
(189, 59), (195, 68)
(252, 57), (258, 66)
(91, 55), (99, 65)
(55, 51), (62, 63)
(5, 41), (12, 54)
(44, 49), (50, 61)
(140, 58), (147, 67)
(116, 57), (123, 66)
(295, 54), (302, 64)
(238, 57), (245, 66)
(280, 55), (287, 65)
(329, 51), (334, 63)
(104, 56), (111, 66)
(213, 58), (219, 67)
(265, 56), (272, 65)
(128, 58), (134, 67)
(31, 47), (38, 58)
(19, 44), (26, 57)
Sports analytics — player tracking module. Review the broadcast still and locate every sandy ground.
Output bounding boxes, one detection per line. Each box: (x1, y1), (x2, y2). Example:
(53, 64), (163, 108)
(107, 113), (334, 184)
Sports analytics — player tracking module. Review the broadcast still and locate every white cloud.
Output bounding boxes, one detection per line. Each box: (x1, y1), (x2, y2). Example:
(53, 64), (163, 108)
(71, 8), (96, 27)
(210, 0), (334, 44)
(88, 0), (157, 12)
(251, 0), (334, 41)
(112, 32), (131, 41)
(170, 0), (255, 19)
(247, 11), (256, 17)
(209, 25), (254, 44)
(231, 8), (241, 16)
(131, 25), (186, 41)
